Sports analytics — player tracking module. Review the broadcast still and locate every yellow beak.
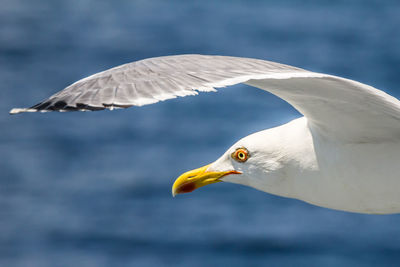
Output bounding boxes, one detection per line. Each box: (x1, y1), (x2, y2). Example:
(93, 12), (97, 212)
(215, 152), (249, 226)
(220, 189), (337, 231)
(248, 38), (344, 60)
(172, 164), (241, 196)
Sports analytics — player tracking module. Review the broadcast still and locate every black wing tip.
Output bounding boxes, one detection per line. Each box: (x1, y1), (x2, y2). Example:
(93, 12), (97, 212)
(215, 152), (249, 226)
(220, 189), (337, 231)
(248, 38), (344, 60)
(9, 101), (133, 114)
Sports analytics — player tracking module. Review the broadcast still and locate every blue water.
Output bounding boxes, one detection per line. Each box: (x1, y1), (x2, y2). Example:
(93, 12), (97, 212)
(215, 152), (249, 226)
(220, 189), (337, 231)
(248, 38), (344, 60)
(2, 0), (400, 266)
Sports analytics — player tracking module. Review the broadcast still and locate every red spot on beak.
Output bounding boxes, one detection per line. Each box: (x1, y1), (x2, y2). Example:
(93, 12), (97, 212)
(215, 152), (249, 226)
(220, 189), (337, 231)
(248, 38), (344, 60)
(175, 181), (196, 194)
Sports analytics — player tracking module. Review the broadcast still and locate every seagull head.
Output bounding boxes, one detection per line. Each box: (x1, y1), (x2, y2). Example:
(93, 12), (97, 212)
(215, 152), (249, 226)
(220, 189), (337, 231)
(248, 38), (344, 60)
(172, 127), (288, 197)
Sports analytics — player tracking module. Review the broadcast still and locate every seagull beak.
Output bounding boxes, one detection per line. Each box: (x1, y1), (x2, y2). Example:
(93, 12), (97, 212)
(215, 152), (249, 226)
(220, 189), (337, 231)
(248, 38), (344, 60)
(172, 164), (241, 196)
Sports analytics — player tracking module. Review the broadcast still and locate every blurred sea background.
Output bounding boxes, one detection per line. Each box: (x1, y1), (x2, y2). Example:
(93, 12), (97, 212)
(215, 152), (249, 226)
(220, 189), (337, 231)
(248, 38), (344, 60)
(2, 0), (400, 266)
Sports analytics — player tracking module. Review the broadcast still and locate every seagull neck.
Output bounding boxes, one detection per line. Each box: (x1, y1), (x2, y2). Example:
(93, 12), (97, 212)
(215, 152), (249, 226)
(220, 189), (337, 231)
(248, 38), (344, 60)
(245, 118), (320, 199)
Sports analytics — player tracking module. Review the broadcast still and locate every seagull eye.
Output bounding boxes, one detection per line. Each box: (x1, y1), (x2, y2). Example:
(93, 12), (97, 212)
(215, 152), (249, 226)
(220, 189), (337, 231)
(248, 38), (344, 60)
(232, 148), (249, 163)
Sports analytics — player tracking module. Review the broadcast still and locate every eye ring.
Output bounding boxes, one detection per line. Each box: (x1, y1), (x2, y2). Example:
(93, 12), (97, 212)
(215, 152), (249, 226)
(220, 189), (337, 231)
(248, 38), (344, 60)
(231, 148), (249, 163)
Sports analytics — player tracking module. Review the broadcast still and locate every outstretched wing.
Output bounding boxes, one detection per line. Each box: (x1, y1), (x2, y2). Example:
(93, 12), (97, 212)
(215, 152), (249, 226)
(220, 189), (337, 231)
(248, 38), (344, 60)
(10, 54), (400, 142)
(10, 55), (312, 112)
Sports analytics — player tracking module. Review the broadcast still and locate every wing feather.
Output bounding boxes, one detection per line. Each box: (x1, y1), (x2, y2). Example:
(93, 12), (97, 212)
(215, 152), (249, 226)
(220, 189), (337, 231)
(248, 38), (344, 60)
(10, 54), (400, 142)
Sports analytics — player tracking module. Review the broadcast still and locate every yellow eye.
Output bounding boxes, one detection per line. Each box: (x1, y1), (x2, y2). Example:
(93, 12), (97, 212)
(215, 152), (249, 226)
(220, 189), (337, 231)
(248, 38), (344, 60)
(232, 148), (249, 162)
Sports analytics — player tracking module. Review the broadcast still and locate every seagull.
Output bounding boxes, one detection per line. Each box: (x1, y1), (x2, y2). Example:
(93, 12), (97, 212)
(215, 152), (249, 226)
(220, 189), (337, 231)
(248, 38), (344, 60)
(10, 55), (400, 214)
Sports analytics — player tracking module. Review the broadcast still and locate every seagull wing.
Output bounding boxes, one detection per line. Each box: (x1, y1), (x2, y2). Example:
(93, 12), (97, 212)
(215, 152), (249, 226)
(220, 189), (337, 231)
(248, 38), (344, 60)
(10, 54), (400, 142)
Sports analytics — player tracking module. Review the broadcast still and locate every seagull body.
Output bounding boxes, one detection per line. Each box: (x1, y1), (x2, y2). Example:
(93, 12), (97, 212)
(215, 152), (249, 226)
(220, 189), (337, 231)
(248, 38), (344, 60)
(10, 55), (400, 214)
(219, 117), (400, 214)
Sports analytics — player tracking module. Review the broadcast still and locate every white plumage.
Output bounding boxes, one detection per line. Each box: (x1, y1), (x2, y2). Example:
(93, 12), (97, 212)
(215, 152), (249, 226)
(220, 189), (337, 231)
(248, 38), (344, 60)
(10, 55), (400, 214)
